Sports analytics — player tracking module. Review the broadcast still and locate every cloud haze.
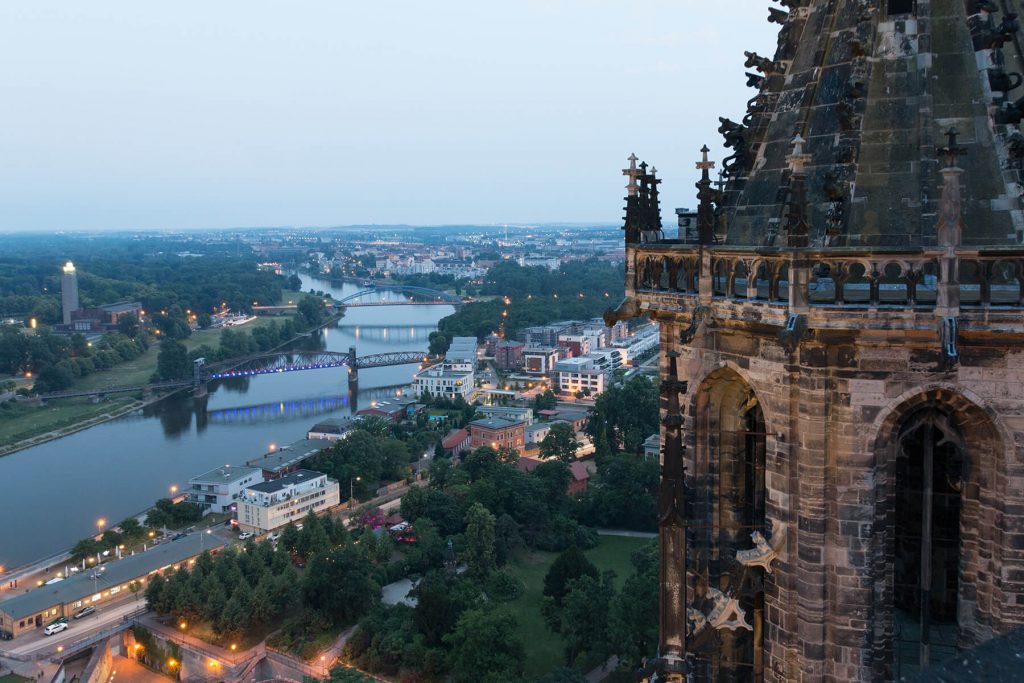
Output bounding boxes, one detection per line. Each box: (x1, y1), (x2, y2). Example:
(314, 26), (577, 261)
(0, 2), (775, 231)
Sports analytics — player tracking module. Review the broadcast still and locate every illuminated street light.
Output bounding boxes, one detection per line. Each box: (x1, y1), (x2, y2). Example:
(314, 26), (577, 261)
(97, 518), (106, 537)
(169, 484), (178, 495)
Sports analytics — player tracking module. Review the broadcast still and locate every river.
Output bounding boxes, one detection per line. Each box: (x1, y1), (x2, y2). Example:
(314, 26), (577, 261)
(0, 273), (453, 568)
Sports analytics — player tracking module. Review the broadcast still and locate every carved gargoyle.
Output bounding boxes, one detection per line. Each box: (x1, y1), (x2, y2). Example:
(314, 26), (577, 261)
(736, 531), (780, 574)
(745, 71), (765, 88)
(603, 297), (640, 327)
(706, 587), (753, 632)
(743, 50), (782, 75)
(768, 7), (788, 24)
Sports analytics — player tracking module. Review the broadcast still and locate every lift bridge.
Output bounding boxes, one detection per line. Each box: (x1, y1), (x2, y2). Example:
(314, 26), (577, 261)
(35, 347), (429, 401)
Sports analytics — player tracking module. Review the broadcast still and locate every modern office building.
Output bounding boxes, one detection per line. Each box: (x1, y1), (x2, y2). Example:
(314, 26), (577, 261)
(186, 465), (263, 514)
(235, 470), (340, 534)
(554, 356), (605, 396)
(521, 346), (560, 376)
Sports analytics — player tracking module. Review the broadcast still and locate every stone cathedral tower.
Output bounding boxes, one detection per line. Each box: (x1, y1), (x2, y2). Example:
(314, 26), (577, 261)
(606, 1), (1024, 680)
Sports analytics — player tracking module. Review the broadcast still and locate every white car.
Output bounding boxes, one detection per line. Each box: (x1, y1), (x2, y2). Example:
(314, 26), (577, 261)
(44, 622), (68, 636)
(238, 532), (253, 540)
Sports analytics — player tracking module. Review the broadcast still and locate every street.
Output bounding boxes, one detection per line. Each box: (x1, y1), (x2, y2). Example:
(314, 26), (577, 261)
(1, 597), (143, 657)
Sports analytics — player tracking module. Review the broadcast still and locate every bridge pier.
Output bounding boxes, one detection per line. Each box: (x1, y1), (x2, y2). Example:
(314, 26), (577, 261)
(348, 346), (359, 388)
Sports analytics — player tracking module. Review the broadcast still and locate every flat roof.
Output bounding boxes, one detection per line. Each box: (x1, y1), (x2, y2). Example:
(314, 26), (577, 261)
(247, 469), (326, 494)
(0, 533), (226, 620)
(189, 465), (261, 485)
(469, 417), (524, 430)
(247, 439), (332, 472)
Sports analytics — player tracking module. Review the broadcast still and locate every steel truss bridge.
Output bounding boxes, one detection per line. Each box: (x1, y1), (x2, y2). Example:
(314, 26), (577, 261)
(253, 285), (463, 315)
(35, 348), (428, 400)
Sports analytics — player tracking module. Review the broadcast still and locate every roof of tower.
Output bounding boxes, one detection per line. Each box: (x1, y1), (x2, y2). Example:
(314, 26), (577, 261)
(715, 0), (1023, 248)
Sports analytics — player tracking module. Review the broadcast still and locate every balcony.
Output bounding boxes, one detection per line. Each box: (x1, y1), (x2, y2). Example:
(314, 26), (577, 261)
(628, 244), (1024, 333)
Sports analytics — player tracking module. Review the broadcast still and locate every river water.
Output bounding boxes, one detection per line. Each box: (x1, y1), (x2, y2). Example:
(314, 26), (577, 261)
(0, 273), (453, 568)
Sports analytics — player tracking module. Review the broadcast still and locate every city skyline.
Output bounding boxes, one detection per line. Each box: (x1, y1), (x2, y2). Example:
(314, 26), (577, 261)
(0, 2), (774, 232)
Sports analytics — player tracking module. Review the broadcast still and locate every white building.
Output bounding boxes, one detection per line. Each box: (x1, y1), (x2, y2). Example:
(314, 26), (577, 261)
(413, 362), (474, 400)
(235, 470), (340, 534)
(445, 337), (478, 364)
(187, 466), (263, 514)
(522, 346), (560, 375)
(554, 356), (606, 396)
(613, 323), (659, 361)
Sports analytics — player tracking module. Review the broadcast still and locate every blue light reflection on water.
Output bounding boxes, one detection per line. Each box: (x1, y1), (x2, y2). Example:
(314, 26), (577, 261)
(0, 274), (452, 567)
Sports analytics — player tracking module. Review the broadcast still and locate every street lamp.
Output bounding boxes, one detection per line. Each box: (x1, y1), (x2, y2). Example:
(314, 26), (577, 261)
(169, 484), (178, 495)
(200, 528), (212, 552)
(320, 654), (327, 675)
(349, 476), (361, 509)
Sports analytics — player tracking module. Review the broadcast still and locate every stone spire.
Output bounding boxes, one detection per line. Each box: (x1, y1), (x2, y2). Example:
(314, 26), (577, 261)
(714, 1), (1019, 247)
(936, 127), (967, 248)
(695, 145), (717, 245)
(785, 134), (811, 248)
(655, 351), (690, 680)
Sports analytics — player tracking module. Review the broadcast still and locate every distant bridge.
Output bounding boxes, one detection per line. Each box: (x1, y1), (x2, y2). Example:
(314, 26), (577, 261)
(35, 348), (429, 400)
(253, 285), (463, 315)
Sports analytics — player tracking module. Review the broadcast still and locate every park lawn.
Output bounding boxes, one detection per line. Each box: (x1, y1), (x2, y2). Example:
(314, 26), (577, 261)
(0, 674), (32, 683)
(503, 534), (650, 679)
(74, 314), (294, 392)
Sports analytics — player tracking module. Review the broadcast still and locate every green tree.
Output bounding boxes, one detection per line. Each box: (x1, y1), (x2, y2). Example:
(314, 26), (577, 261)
(413, 571), (467, 647)
(561, 571), (616, 664)
(543, 546), (598, 607)
(156, 339), (190, 380)
(117, 315), (140, 338)
(533, 389), (558, 413)
(585, 375), (659, 453)
(444, 607), (524, 683)
(539, 422), (581, 463)
(302, 546), (377, 624)
(463, 503), (496, 578)
(607, 541), (659, 668)
(287, 273), (302, 291)
(297, 296), (327, 327)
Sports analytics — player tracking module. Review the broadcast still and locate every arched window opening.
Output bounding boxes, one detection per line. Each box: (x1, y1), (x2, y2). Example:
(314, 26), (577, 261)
(893, 408), (965, 678)
(696, 376), (767, 682)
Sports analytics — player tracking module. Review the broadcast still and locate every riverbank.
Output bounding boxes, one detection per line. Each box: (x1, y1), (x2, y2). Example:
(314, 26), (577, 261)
(0, 313), (333, 458)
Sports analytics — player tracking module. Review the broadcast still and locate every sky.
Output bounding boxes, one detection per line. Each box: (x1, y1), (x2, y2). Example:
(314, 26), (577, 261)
(0, 2), (776, 232)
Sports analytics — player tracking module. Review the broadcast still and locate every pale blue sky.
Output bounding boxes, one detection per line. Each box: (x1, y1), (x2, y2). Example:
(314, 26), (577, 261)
(0, 2), (774, 231)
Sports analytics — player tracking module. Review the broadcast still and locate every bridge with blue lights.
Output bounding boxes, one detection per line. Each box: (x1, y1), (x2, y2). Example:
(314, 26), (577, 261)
(35, 347), (429, 401)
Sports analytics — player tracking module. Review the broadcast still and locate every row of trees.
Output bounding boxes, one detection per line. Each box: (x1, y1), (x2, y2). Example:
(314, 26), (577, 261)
(146, 512), (378, 648)
(0, 329), (148, 393)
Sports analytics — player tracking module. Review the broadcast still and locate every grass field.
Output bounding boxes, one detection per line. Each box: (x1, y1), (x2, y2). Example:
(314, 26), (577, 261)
(0, 396), (139, 448)
(503, 534), (653, 679)
(0, 673), (33, 682)
(0, 313), (297, 451)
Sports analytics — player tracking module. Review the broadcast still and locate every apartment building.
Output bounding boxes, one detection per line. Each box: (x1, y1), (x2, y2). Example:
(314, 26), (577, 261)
(187, 466), (263, 514)
(235, 470), (340, 534)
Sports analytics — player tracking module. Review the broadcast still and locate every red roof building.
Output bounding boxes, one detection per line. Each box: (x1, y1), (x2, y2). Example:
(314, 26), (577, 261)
(441, 428), (471, 458)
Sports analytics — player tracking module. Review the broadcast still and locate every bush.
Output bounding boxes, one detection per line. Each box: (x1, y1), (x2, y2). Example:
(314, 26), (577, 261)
(486, 570), (522, 602)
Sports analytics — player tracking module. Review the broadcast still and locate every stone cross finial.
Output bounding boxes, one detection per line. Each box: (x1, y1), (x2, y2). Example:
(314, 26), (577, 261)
(623, 153), (641, 196)
(786, 134), (811, 174)
(938, 127), (967, 168)
(696, 144), (716, 171)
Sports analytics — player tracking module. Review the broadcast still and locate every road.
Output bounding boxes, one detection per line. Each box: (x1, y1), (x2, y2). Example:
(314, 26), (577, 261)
(1, 598), (143, 657)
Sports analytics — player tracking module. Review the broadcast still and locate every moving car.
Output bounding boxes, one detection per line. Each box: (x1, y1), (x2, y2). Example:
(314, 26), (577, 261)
(73, 606), (96, 619)
(44, 622), (68, 636)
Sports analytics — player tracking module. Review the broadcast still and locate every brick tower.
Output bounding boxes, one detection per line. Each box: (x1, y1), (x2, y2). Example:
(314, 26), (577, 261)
(607, 1), (1024, 681)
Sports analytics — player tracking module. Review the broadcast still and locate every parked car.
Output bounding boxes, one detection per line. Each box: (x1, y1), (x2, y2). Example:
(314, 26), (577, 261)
(73, 606), (96, 620)
(171, 533), (186, 541)
(267, 532), (281, 542)
(44, 622), (68, 636)
(238, 532), (253, 540)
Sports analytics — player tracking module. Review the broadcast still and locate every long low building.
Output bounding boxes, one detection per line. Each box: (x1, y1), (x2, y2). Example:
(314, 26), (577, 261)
(0, 533), (226, 639)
